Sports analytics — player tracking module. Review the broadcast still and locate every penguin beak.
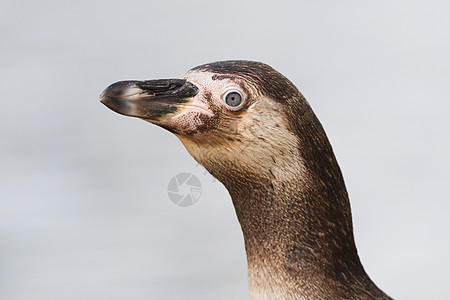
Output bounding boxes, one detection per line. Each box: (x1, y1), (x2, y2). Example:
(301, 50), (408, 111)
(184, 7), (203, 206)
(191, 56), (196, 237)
(100, 79), (199, 120)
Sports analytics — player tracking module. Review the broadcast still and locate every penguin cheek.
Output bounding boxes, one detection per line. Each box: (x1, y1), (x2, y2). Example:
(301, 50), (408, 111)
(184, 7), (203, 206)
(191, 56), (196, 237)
(149, 110), (217, 136)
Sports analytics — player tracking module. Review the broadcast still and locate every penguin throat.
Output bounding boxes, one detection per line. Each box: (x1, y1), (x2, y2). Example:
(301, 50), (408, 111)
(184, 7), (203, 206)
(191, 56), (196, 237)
(225, 161), (388, 299)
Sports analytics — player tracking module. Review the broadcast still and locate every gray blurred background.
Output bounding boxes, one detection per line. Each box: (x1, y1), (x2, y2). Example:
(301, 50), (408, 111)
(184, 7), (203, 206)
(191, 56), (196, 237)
(1, 1), (449, 299)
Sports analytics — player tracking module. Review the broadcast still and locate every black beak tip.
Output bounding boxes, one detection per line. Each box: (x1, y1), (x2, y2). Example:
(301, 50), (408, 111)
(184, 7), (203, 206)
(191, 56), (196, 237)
(100, 81), (138, 101)
(99, 95), (125, 115)
(99, 90), (107, 104)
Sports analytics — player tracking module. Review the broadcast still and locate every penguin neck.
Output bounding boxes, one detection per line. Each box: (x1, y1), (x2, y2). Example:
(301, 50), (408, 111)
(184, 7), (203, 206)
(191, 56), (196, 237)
(222, 149), (387, 299)
(181, 106), (390, 298)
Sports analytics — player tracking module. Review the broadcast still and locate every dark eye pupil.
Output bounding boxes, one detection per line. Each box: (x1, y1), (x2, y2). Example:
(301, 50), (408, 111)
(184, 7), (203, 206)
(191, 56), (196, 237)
(225, 92), (242, 107)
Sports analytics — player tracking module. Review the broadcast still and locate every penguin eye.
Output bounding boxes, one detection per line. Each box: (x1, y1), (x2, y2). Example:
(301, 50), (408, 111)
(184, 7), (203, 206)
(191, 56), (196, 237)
(224, 91), (243, 108)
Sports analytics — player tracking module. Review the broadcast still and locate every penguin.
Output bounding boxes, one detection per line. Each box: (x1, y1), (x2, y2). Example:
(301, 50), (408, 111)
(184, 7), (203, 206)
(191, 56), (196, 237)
(100, 60), (392, 299)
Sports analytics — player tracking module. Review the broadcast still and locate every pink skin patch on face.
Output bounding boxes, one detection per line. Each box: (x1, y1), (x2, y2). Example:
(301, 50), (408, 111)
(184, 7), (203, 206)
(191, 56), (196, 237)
(150, 71), (248, 135)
